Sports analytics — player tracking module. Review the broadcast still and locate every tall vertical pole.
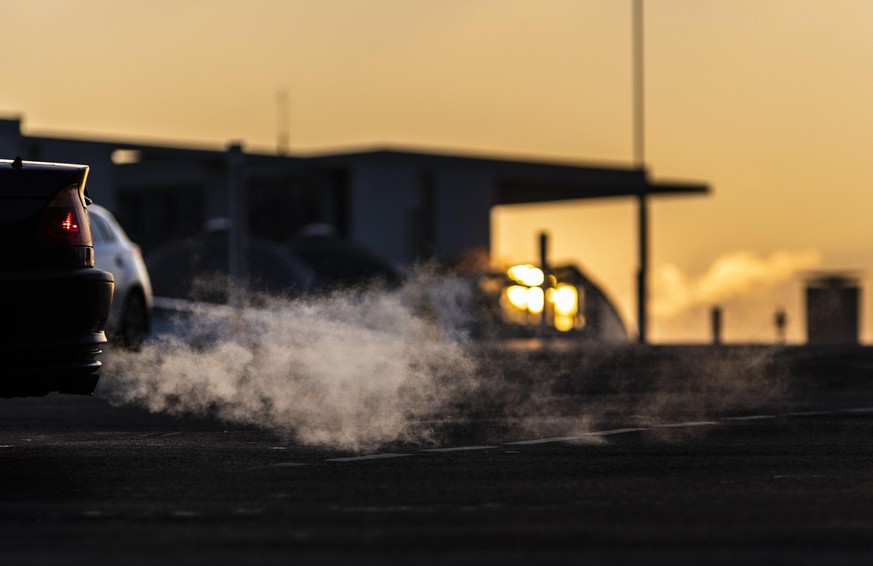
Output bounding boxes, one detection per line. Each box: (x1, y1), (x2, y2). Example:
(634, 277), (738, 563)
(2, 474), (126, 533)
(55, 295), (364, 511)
(633, 0), (649, 343)
(633, 0), (645, 169)
(539, 231), (551, 332)
(227, 142), (248, 308)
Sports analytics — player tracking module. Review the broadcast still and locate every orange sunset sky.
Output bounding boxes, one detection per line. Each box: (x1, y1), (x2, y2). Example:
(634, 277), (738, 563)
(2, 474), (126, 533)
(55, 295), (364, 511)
(3, 0), (873, 343)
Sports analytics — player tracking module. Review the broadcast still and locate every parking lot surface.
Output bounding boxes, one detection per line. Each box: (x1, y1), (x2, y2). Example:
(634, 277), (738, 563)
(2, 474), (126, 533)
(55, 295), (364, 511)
(3, 346), (873, 565)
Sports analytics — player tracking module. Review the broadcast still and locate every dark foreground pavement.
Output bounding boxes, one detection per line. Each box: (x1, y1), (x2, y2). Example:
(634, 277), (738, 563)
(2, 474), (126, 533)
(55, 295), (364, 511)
(2, 346), (873, 565)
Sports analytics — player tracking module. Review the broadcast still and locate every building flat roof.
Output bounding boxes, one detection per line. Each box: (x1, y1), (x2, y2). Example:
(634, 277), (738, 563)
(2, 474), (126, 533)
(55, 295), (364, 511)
(306, 148), (709, 204)
(7, 117), (709, 204)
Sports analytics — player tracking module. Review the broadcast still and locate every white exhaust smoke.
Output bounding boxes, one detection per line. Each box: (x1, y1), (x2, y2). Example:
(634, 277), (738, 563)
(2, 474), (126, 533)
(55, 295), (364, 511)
(101, 264), (800, 452)
(654, 249), (822, 318)
(103, 272), (479, 452)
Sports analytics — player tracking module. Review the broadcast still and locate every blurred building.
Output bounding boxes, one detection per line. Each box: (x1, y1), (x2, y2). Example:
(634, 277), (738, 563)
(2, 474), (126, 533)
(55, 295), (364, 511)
(1, 116), (709, 337)
(806, 275), (862, 345)
(1, 117), (707, 262)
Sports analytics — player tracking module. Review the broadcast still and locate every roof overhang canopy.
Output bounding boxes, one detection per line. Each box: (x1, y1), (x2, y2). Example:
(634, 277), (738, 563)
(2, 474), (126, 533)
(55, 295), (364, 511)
(495, 167), (708, 206)
(308, 149), (709, 205)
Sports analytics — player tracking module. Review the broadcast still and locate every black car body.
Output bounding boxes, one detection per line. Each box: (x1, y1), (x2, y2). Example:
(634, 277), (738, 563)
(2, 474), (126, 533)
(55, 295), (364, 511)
(0, 158), (114, 396)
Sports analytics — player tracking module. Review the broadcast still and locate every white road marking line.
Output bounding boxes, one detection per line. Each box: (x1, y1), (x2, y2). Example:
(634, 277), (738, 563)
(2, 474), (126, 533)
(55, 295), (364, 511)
(652, 421), (719, 429)
(160, 432), (183, 437)
(316, 408), (873, 462)
(505, 427), (653, 446)
(841, 407), (873, 414)
(786, 410), (838, 417)
(420, 446), (498, 453)
(505, 436), (587, 446)
(325, 453), (413, 463)
(506, 421), (725, 446)
(590, 427), (653, 436)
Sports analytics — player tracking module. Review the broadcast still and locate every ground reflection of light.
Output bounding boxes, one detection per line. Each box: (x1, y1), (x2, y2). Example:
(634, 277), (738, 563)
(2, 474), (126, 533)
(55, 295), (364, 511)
(507, 264), (544, 287)
(554, 314), (575, 332)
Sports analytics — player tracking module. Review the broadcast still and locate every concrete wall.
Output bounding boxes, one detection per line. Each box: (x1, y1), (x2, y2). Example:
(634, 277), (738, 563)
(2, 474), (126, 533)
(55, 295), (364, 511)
(433, 169), (494, 261)
(348, 163), (423, 264)
(347, 162), (496, 265)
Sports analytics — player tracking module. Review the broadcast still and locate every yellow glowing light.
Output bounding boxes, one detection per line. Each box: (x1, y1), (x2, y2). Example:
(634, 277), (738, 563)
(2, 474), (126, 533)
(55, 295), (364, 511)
(526, 287), (545, 314)
(551, 284), (578, 317)
(507, 264), (545, 287)
(554, 314), (575, 332)
(505, 285), (530, 310)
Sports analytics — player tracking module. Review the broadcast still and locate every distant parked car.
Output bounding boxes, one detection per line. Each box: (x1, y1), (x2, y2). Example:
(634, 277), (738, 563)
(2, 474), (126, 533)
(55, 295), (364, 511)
(0, 157), (114, 396)
(289, 224), (401, 289)
(90, 204), (153, 348)
(146, 220), (316, 304)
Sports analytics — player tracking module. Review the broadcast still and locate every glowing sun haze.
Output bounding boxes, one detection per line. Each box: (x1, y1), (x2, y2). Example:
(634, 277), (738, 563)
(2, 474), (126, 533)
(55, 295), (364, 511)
(3, 0), (872, 342)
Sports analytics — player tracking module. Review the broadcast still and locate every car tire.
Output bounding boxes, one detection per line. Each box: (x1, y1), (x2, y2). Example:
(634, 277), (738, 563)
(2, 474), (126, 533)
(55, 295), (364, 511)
(119, 291), (149, 350)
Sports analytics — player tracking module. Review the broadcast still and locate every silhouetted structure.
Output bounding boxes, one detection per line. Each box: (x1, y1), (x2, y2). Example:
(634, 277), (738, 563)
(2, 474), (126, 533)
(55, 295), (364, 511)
(711, 306), (723, 345)
(774, 308), (788, 344)
(1, 115), (710, 338)
(147, 226), (316, 303)
(0, 117), (707, 266)
(806, 275), (861, 345)
(289, 224), (401, 289)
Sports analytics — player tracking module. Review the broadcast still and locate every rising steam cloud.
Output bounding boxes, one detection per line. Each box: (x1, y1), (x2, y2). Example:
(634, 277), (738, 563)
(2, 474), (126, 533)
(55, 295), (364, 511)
(653, 249), (822, 318)
(104, 272), (480, 452)
(103, 263), (802, 452)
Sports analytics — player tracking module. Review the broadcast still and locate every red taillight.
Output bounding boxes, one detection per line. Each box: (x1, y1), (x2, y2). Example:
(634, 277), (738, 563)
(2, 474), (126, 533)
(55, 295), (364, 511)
(60, 212), (79, 233)
(38, 185), (93, 247)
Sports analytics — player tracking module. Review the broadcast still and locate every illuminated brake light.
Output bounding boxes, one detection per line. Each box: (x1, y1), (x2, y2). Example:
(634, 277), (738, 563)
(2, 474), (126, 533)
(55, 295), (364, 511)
(38, 185), (93, 247)
(60, 212), (79, 233)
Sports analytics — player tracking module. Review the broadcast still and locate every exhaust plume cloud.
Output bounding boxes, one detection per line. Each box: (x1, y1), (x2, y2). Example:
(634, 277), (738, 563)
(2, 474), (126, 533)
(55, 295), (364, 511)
(102, 268), (799, 452)
(653, 249), (822, 318)
(104, 273), (479, 452)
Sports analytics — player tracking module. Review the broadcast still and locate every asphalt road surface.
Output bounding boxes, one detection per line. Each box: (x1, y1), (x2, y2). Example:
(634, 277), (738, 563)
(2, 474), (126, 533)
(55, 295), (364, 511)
(3, 345), (873, 565)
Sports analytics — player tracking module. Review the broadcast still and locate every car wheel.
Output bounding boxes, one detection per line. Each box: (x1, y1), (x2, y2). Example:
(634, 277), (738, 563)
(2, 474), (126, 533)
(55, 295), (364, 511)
(119, 291), (149, 350)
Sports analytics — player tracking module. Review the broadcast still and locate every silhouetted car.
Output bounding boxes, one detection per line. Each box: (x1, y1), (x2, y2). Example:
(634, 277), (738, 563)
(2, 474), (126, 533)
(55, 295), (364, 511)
(90, 204), (153, 348)
(146, 221), (316, 304)
(0, 158), (114, 396)
(289, 224), (401, 289)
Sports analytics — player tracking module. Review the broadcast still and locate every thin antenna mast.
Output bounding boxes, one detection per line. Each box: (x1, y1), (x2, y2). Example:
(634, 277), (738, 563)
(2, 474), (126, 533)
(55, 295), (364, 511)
(276, 88), (290, 155)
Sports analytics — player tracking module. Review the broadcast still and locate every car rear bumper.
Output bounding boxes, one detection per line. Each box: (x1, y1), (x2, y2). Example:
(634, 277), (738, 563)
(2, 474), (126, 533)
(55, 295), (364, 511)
(0, 268), (114, 396)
